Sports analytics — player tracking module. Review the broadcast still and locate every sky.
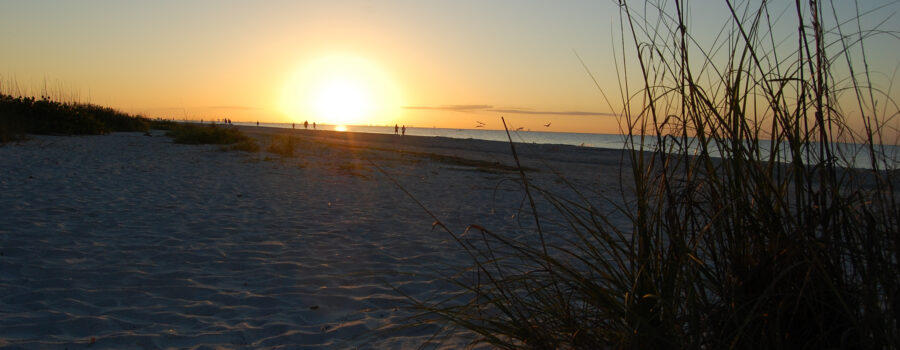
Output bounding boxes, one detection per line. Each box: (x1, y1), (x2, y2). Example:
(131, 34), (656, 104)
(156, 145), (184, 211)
(2, 1), (899, 135)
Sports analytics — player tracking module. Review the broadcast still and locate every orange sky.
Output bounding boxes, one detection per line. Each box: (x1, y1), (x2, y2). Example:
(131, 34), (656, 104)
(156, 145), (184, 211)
(1, 1), (898, 136)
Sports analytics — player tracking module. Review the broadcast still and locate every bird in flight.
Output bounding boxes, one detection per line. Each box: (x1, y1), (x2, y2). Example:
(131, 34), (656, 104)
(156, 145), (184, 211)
(544, 122), (552, 127)
(475, 121), (486, 128)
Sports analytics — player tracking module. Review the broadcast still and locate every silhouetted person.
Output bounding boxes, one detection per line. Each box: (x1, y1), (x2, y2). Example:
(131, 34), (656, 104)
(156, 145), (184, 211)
(292, 122), (295, 129)
(304, 120), (308, 129)
(401, 125), (406, 136)
(394, 124), (399, 134)
(313, 122), (316, 129)
(256, 121), (259, 126)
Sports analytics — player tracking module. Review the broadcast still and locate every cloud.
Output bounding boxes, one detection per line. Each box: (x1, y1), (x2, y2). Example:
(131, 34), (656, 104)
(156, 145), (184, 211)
(207, 105), (259, 110)
(403, 104), (493, 113)
(488, 108), (618, 117)
(404, 104), (617, 117)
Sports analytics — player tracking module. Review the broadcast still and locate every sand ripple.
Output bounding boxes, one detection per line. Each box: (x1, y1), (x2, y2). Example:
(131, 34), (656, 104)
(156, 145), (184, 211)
(0, 130), (622, 349)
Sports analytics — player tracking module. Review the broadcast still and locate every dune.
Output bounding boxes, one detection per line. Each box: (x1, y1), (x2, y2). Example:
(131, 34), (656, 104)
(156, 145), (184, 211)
(0, 126), (629, 349)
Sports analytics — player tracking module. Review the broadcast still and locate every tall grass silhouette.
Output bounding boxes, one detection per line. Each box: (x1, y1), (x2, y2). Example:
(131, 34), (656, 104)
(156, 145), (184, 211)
(0, 93), (150, 141)
(416, 1), (899, 348)
(0, 88), (257, 151)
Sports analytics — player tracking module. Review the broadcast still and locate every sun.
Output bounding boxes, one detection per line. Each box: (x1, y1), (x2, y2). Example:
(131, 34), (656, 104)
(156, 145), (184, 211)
(312, 78), (371, 123)
(281, 54), (402, 126)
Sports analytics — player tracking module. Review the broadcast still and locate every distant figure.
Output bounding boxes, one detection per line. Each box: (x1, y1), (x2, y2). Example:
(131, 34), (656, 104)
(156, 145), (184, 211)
(401, 125), (406, 136)
(304, 120), (308, 129)
(256, 121), (259, 126)
(394, 124), (399, 135)
(313, 122), (316, 129)
(292, 122), (295, 129)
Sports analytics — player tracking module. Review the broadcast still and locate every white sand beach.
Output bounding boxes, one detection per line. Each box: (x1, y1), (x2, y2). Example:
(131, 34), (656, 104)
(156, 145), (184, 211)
(0, 127), (629, 349)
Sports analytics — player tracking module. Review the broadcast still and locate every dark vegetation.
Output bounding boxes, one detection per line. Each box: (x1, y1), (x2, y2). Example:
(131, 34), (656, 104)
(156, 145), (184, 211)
(0, 93), (257, 151)
(0, 94), (149, 141)
(165, 123), (259, 151)
(418, 1), (900, 349)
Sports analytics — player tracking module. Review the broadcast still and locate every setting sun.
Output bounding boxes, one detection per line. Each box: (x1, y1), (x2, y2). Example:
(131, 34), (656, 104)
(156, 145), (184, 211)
(280, 54), (402, 126)
(313, 78), (371, 124)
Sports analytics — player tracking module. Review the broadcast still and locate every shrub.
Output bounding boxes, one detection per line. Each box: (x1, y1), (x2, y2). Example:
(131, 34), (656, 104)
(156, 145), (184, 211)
(165, 123), (255, 148)
(0, 93), (150, 140)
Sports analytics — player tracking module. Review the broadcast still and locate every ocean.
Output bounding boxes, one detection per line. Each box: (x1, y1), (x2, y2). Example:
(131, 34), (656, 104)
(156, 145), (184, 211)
(224, 121), (898, 170)
(232, 122), (630, 148)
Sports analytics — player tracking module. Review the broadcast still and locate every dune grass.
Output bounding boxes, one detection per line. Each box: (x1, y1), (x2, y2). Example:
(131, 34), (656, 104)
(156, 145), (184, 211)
(0, 93), (150, 141)
(416, 1), (900, 348)
(0, 92), (258, 152)
(165, 123), (259, 151)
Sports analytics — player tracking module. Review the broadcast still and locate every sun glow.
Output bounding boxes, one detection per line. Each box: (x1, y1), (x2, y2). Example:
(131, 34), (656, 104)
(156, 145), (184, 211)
(280, 54), (403, 126)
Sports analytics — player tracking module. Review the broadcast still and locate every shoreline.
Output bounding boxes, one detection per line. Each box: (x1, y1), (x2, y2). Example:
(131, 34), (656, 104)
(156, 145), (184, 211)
(233, 123), (631, 169)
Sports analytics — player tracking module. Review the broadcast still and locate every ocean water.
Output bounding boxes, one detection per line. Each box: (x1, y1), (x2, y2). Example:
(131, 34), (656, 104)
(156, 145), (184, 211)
(225, 121), (899, 170)
(234, 122), (630, 149)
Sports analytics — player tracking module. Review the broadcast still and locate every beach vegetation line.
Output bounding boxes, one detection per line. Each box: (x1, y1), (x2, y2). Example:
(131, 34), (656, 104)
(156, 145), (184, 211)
(0, 93), (150, 142)
(0, 92), (259, 152)
(165, 123), (259, 152)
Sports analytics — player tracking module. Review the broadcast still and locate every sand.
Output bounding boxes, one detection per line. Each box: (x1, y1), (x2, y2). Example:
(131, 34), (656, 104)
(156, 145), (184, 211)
(0, 126), (630, 349)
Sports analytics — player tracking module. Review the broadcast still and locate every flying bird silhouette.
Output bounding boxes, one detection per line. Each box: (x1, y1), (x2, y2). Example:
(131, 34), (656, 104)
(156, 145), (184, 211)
(544, 122), (551, 127)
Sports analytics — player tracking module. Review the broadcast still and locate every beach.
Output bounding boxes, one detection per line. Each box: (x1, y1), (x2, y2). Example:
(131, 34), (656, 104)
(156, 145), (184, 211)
(0, 126), (629, 349)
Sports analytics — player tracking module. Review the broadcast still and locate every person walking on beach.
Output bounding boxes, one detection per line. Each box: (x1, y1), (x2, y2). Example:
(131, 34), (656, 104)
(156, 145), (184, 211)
(304, 120), (308, 129)
(395, 124), (399, 135)
(256, 121), (259, 126)
(292, 122), (295, 129)
(313, 122), (316, 129)
(401, 125), (406, 136)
